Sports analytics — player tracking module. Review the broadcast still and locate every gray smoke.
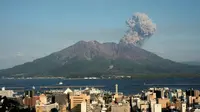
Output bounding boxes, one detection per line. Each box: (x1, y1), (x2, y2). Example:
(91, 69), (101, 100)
(120, 12), (156, 46)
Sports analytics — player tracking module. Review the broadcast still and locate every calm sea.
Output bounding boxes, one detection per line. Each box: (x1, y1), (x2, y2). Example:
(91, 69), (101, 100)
(0, 78), (200, 95)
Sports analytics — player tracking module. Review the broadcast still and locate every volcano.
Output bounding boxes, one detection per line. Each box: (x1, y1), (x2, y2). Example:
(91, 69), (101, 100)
(0, 41), (199, 77)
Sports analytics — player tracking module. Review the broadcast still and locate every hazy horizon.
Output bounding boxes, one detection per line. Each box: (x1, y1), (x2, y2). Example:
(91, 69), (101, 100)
(1, 0), (200, 69)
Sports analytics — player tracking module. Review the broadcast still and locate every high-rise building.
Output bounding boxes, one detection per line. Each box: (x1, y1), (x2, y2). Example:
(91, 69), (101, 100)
(114, 84), (119, 99)
(187, 96), (196, 105)
(157, 98), (170, 108)
(148, 93), (156, 101)
(81, 100), (90, 112)
(70, 94), (90, 112)
(153, 104), (161, 112)
(39, 94), (47, 105)
(161, 90), (165, 98)
(175, 99), (182, 110)
(194, 90), (200, 97)
(52, 95), (55, 103)
(186, 89), (194, 96)
(52, 94), (69, 105)
(194, 97), (200, 103)
(52, 94), (70, 111)
(24, 90), (35, 97)
(181, 103), (186, 112)
(176, 89), (182, 98)
(154, 91), (162, 98)
(150, 100), (157, 112)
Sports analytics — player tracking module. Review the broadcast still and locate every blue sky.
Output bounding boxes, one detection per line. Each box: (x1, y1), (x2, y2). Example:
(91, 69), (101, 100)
(0, 0), (200, 69)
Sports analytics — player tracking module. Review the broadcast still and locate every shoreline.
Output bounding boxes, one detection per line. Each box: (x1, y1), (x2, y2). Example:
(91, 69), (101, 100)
(1, 73), (200, 80)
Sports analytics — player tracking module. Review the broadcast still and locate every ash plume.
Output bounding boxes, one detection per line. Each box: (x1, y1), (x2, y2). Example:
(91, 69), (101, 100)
(120, 12), (156, 46)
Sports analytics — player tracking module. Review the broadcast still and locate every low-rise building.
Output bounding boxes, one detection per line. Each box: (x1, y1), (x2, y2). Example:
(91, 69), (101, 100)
(111, 103), (130, 112)
(140, 104), (149, 112)
(24, 96), (39, 107)
(35, 103), (59, 112)
(0, 87), (14, 97)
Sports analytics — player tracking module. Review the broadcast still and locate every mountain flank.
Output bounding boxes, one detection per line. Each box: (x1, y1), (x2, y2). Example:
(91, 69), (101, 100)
(0, 41), (200, 77)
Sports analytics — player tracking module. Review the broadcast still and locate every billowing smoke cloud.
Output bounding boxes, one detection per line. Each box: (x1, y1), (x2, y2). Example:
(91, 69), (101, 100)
(120, 12), (156, 46)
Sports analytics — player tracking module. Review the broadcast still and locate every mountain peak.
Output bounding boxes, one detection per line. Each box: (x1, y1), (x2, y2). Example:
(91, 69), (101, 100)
(88, 40), (100, 44)
(76, 40), (100, 44)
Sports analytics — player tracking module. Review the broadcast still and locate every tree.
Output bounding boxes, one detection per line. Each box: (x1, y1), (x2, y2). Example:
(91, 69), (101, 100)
(51, 108), (58, 112)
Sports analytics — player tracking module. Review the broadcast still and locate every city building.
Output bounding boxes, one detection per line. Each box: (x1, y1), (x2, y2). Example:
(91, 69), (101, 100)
(0, 87), (14, 97)
(153, 104), (162, 112)
(194, 97), (200, 104)
(70, 94), (90, 112)
(25, 90), (35, 97)
(140, 104), (149, 112)
(194, 90), (200, 97)
(174, 99), (182, 110)
(187, 96), (196, 105)
(176, 89), (182, 98)
(89, 88), (101, 94)
(157, 98), (170, 108)
(35, 102), (59, 112)
(150, 100), (157, 112)
(39, 94), (47, 105)
(60, 105), (68, 112)
(64, 88), (73, 95)
(2, 85), (200, 112)
(53, 94), (69, 105)
(111, 103), (130, 112)
(73, 89), (82, 96)
(51, 94), (70, 111)
(193, 109), (200, 112)
(81, 100), (90, 112)
(181, 103), (186, 112)
(114, 84), (119, 99)
(154, 90), (162, 98)
(24, 96), (39, 107)
(147, 93), (156, 101)
(186, 89), (194, 96)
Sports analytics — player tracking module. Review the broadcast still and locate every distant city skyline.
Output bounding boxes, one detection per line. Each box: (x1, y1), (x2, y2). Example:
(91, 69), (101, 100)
(0, 0), (200, 69)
